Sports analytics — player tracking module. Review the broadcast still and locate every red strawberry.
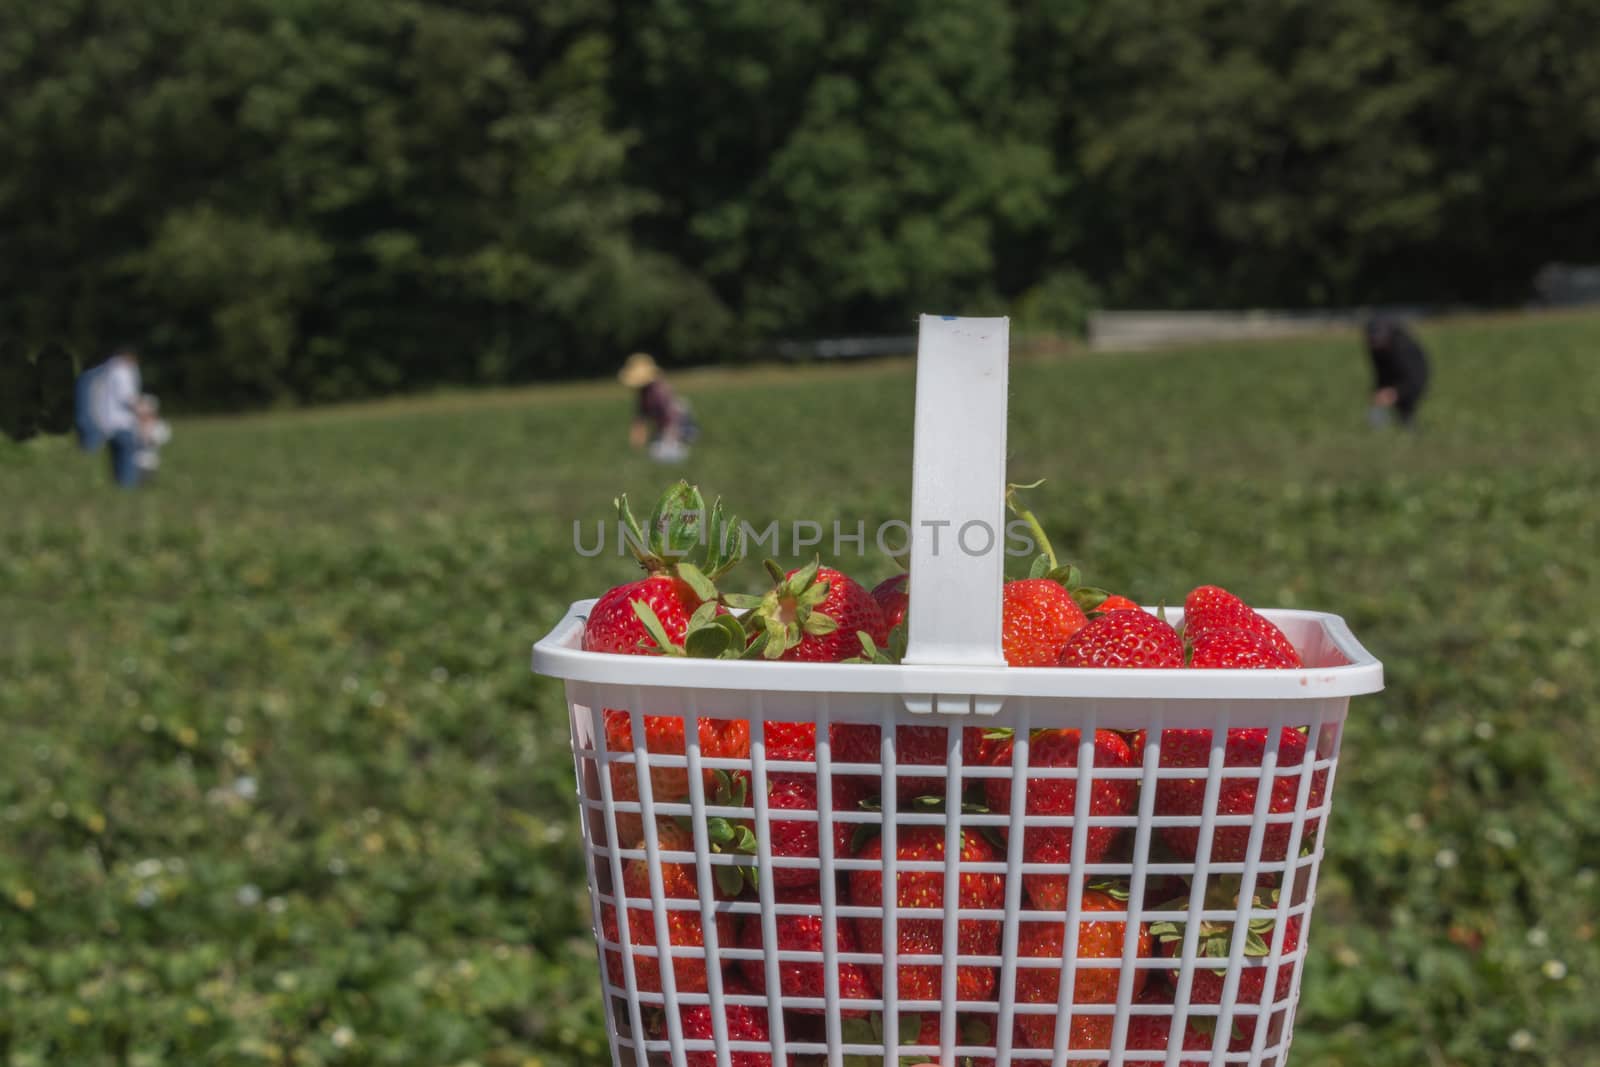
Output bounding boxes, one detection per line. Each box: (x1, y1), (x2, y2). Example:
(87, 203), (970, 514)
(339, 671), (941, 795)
(582, 482), (744, 656)
(647, 975), (779, 1066)
(763, 721), (817, 763)
(1092, 594), (1142, 614)
(1058, 610), (1184, 669)
(583, 575), (703, 655)
(982, 730), (1138, 910)
(1122, 985), (1214, 1059)
(764, 772), (874, 888)
(736, 884), (873, 1014)
(825, 721), (999, 806)
(848, 825), (1004, 1005)
(1014, 885), (1153, 1052)
(1151, 878), (1299, 1050)
(872, 573), (910, 630)
(1155, 727), (1325, 863)
(962, 726), (1008, 770)
(1182, 586), (1301, 666)
(737, 560), (889, 662)
(602, 710), (752, 844)
(1002, 578), (1089, 667)
(602, 822), (737, 995)
(1189, 626), (1298, 669)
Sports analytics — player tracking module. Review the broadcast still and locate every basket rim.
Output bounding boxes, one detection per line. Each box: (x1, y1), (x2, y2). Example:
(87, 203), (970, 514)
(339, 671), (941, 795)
(531, 599), (1383, 700)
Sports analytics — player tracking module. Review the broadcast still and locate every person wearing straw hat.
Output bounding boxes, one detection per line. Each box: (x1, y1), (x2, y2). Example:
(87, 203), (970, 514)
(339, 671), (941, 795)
(619, 351), (696, 462)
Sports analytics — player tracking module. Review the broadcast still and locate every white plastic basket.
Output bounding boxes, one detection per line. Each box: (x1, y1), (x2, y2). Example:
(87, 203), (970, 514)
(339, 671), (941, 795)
(532, 316), (1383, 1067)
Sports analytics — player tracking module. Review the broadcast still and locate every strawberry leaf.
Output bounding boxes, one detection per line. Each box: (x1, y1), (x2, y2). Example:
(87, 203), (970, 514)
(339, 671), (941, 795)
(630, 599), (684, 656)
(707, 614), (752, 658)
(1045, 563), (1082, 589)
(1071, 586), (1111, 612)
(1027, 554), (1051, 580)
(701, 496), (746, 579)
(677, 562), (718, 604)
(714, 863), (746, 898)
(1087, 880), (1131, 901)
(684, 624), (730, 659)
(886, 620), (908, 662)
(688, 600), (720, 631)
(802, 611), (839, 637)
(648, 481), (708, 561)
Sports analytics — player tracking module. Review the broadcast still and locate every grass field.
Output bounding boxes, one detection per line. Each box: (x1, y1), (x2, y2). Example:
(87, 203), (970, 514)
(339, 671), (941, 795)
(4, 311), (1599, 1067)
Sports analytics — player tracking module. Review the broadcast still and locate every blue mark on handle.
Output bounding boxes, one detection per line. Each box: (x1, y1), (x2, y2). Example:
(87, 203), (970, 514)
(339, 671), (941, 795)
(941, 315), (959, 321)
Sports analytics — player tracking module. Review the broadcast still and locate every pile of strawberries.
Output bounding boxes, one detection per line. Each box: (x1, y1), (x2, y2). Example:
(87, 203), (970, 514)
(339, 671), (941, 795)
(581, 483), (1323, 1065)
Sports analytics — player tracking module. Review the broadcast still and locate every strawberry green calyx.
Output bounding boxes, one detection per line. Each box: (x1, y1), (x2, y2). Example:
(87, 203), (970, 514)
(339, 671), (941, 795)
(613, 481), (759, 659)
(1149, 876), (1283, 963)
(849, 620), (908, 664)
(616, 480), (745, 583)
(1007, 481), (1114, 611)
(1086, 880), (1133, 902)
(726, 557), (839, 660)
(674, 770), (758, 896)
(839, 1014), (929, 1067)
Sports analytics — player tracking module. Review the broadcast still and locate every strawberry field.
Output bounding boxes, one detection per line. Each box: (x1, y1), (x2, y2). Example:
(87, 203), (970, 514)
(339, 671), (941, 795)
(3, 311), (1599, 1066)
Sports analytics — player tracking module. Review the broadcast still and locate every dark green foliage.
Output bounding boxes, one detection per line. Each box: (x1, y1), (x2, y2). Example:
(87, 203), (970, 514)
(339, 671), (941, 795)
(3, 313), (1600, 1063)
(6, 1), (1600, 410)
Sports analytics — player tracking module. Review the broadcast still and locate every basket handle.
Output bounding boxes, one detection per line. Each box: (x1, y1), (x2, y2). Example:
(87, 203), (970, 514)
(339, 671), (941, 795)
(901, 315), (1010, 668)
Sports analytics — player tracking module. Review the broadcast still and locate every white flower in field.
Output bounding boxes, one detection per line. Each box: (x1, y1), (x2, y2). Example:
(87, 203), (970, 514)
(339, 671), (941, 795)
(236, 884), (261, 907)
(1508, 1029), (1535, 1051)
(1484, 826), (1516, 849)
(132, 858), (164, 879)
(266, 896), (287, 914)
(328, 857), (348, 876)
(1434, 848), (1458, 870)
(136, 887), (158, 909)
(430, 666), (449, 683)
(1542, 959), (1567, 981)
(1527, 928), (1549, 947)
(1473, 720), (1495, 740)
(331, 1026), (355, 1049)
(1577, 869), (1597, 888)
(1403, 812), (1426, 832)
(233, 776), (258, 801)
(342, 676), (360, 693)
(368, 690), (387, 708)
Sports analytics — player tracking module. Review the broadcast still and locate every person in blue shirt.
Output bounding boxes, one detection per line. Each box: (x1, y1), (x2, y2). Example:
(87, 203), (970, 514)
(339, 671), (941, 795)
(76, 347), (145, 487)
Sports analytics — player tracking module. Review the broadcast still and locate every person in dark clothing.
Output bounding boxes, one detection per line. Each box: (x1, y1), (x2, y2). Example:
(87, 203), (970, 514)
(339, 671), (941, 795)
(1364, 316), (1430, 428)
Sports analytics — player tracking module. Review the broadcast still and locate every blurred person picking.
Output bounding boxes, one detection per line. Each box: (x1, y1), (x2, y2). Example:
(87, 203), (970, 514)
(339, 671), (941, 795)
(74, 346), (147, 488)
(1363, 315), (1430, 429)
(619, 351), (697, 462)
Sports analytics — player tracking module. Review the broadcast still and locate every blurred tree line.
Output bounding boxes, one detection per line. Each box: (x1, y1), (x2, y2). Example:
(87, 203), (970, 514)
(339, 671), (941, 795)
(4, 0), (1599, 409)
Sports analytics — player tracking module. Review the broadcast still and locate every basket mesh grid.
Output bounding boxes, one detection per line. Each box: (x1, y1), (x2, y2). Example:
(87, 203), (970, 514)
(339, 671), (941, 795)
(566, 685), (1346, 1067)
